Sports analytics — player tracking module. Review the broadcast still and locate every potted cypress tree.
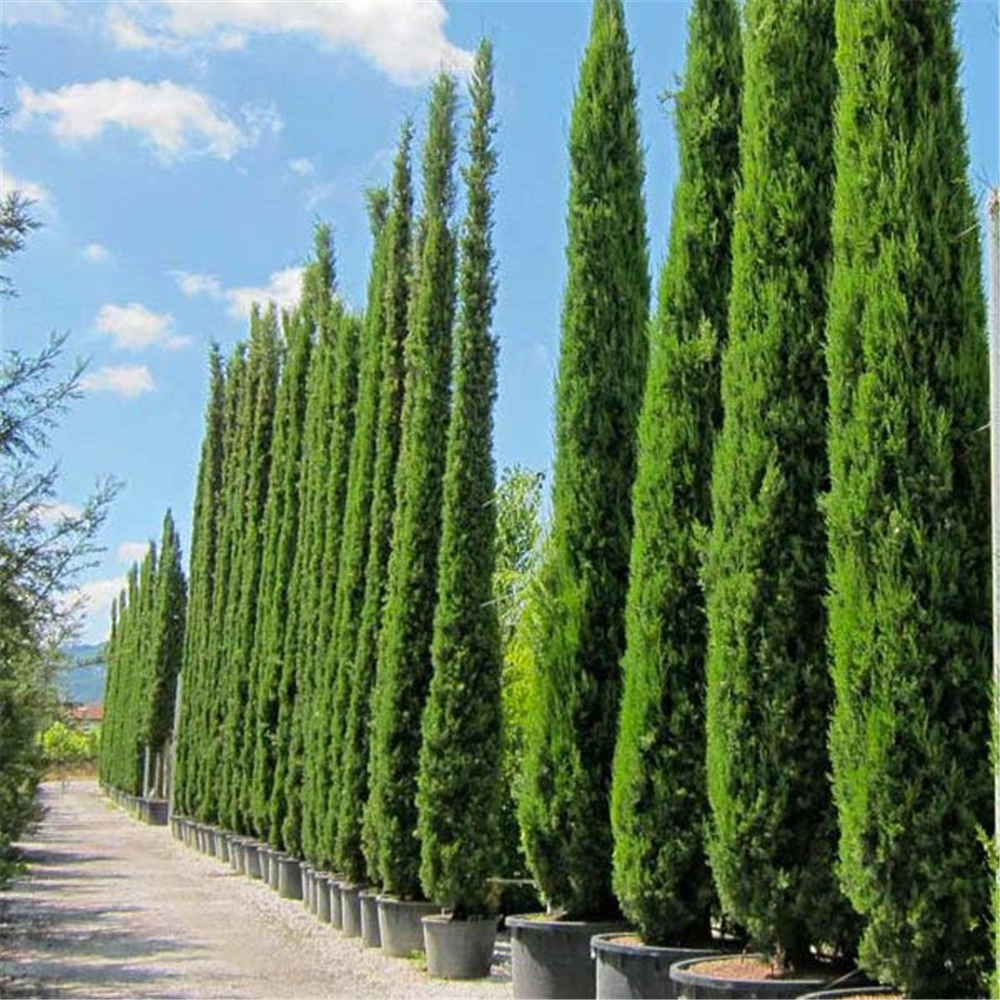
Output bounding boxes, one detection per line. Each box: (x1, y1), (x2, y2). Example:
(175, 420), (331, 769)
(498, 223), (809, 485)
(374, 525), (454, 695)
(679, 1), (855, 996)
(512, 2), (649, 997)
(366, 71), (457, 959)
(598, 1), (741, 996)
(416, 39), (503, 982)
(825, 2), (992, 997)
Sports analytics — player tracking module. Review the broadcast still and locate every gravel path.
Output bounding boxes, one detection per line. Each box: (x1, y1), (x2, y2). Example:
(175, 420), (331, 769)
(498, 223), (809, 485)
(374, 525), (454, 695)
(0, 781), (514, 999)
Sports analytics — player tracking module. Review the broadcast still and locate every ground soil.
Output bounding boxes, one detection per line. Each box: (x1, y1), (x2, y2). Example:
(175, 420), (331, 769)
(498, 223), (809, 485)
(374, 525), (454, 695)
(0, 781), (513, 999)
(687, 955), (835, 983)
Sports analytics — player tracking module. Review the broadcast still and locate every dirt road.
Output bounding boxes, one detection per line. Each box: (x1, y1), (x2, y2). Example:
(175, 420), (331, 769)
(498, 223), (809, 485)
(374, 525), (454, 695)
(0, 781), (513, 999)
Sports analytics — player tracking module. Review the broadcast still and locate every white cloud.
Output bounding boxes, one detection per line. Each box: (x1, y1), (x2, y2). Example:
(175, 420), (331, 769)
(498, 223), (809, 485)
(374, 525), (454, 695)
(82, 242), (112, 263)
(60, 576), (127, 644)
(38, 501), (83, 525)
(0, 168), (54, 210)
(81, 365), (155, 398)
(289, 157), (315, 177)
(171, 266), (304, 320)
(105, 1), (473, 85)
(116, 540), (151, 564)
(95, 302), (191, 351)
(15, 78), (278, 162)
(0, 0), (72, 27)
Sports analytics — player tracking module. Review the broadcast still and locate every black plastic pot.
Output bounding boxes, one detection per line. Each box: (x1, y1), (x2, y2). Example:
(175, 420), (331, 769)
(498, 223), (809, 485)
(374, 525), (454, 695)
(592, 934), (720, 999)
(360, 890), (382, 948)
(376, 896), (442, 957)
(329, 878), (344, 929)
(423, 914), (499, 980)
(669, 954), (834, 1000)
(243, 841), (263, 880)
(507, 914), (628, 1000)
(277, 855), (303, 900)
(315, 873), (332, 923)
(797, 989), (900, 999)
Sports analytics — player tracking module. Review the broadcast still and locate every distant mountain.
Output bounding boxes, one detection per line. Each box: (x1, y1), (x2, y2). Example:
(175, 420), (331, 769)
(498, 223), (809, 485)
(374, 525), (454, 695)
(59, 643), (107, 706)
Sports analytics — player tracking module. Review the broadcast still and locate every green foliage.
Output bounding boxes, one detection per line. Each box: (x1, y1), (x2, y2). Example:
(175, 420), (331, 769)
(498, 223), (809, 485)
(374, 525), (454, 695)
(518, 0), (649, 919)
(41, 720), (93, 770)
(611, 0), (741, 947)
(172, 345), (225, 818)
(342, 123), (414, 885)
(826, 2), (991, 994)
(417, 40), (502, 917)
(367, 74), (458, 899)
(702, 0), (853, 967)
(247, 305), (313, 847)
(328, 188), (390, 874)
(493, 467), (544, 879)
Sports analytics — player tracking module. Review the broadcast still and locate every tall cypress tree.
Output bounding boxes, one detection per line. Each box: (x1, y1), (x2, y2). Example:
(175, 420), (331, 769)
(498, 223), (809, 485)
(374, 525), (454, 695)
(518, 0), (649, 920)
(366, 75), (458, 899)
(198, 344), (246, 823)
(327, 187), (390, 872)
(247, 304), (313, 846)
(343, 123), (414, 885)
(610, 0), (741, 947)
(702, 0), (853, 967)
(416, 39), (502, 917)
(144, 509), (186, 795)
(302, 307), (361, 864)
(173, 346), (225, 817)
(826, 3), (990, 994)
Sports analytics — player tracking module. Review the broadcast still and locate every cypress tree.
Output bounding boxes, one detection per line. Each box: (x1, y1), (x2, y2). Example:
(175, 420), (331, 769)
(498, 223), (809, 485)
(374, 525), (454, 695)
(144, 509), (186, 795)
(366, 74), (458, 899)
(702, 0), (853, 967)
(826, 3), (990, 994)
(173, 346), (225, 817)
(219, 307), (280, 832)
(248, 305), (313, 845)
(518, 0), (649, 919)
(281, 228), (337, 862)
(327, 186), (390, 872)
(416, 39), (502, 916)
(610, 0), (741, 947)
(343, 123), (414, 885)
(298, 307), (360, 863)
(198, 344), (246, 822)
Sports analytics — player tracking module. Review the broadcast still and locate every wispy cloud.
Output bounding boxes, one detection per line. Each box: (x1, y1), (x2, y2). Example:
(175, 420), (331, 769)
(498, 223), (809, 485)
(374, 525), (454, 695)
(95, 302), (191, 351)
(38, 501), (84, 525)
(170, 266), (304, 320)
(81, 365), (155, 398)
(116, 540), (151, 564)
(0, 168), (56, 219)
(15, 78), (281, 162)
(82, 242), (112, 263)
(0, 0), (72, 27)
(104, 1), (473, 85)
(60, 575), (126, 644)
(288, 157), (315, 177)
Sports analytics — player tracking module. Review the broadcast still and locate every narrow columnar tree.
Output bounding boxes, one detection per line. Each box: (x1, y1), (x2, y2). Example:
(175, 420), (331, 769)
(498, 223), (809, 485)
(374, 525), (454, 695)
(366, 76), (458, 899)
(703, 0), (854, 967)
(328, 187), (390, 873)
(302, 307), (361, 864)
(343, 123), (414, 885)
(248, 305), (313, 846)
(173, 346), (225, 817)
(219, 306), (280, 832)
(198, 344), (246, 822)
(417, 39), (502, 917)
(826, 2), (990, 994)
(144, 509), (186, 796)
(518, 0), (649, 919)
(611, 0), (741, 947)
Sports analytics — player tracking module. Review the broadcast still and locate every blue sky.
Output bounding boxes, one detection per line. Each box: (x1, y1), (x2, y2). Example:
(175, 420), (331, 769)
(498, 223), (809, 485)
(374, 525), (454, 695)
(2, 0), (998, 646)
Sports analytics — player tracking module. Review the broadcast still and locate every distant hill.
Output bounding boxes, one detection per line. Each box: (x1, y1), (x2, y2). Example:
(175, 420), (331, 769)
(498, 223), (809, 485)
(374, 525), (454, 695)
(59, 643), (107, 706)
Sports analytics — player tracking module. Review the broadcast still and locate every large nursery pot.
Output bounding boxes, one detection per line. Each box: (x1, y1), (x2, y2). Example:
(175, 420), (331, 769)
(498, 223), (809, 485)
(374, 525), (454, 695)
(214, 829), (231, 863)
(359, 889), (382, 948)
(340, 883), (363, 938)
(243, 841), (263, 880)
(669, 954), (837, 1000)
(507, 914), (629, 1000)
(422, 913), (499, 980)
(376, 896), (442, 958)
(328, 878), (344, 929)
(301, 866), (315, 912)
(230, 837), (246, 874)
(277, 855), (303, 900)
(592, 933), (721, 1000)
(315, 873), (333, 923)
(267, 851), (282, 891)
